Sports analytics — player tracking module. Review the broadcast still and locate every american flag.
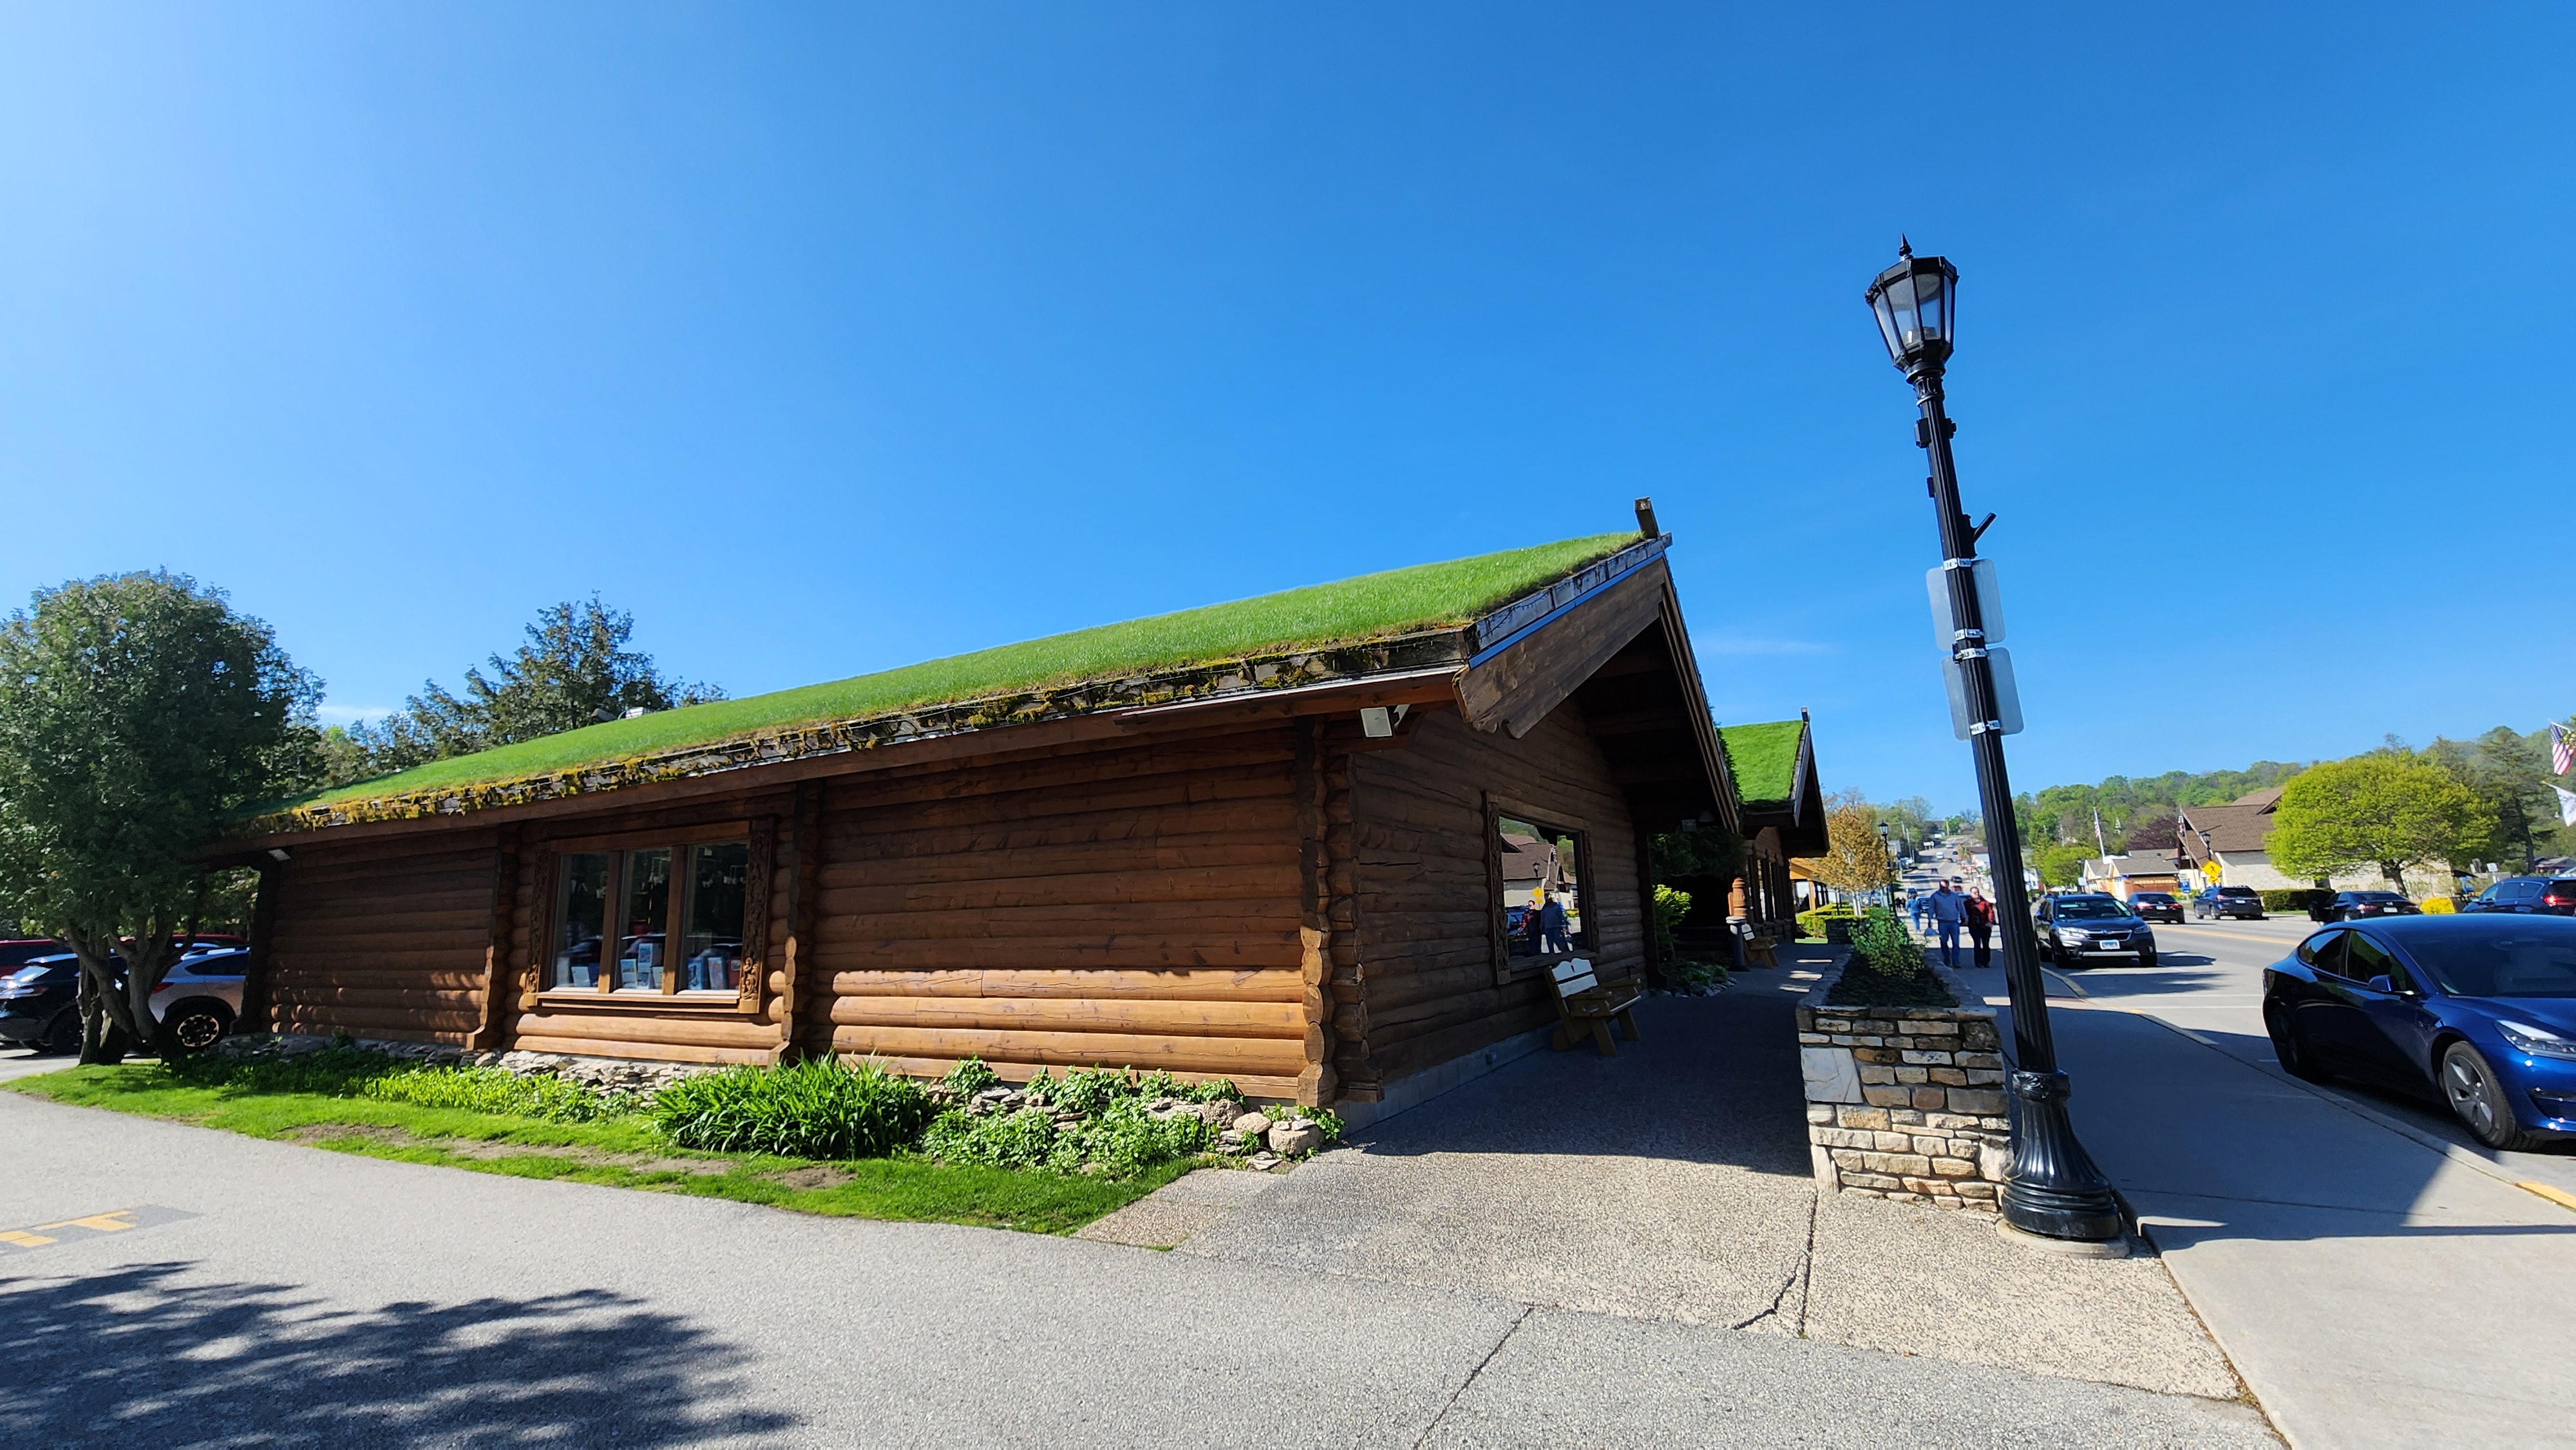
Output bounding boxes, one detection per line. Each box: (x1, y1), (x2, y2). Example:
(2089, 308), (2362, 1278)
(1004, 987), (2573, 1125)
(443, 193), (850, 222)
(2556, 720), (2575, 777)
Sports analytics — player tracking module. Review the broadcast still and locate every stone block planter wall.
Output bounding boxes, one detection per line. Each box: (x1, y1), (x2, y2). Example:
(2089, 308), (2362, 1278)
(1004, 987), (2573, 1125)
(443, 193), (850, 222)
(1796, 956), (2011, 1212)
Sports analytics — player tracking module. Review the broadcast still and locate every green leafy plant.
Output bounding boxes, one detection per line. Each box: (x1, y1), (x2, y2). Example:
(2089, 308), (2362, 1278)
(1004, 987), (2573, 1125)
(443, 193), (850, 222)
(1828, 907), (1955, 1008)
(1651, 885), (1692, 959)
(1795, 904), (1857, 941)
(361, 1065), (630, 1123)
(941, 1057), (1001, 1096)
(650, 1057), (935, 1160)
(2259, 888), (2332, 914)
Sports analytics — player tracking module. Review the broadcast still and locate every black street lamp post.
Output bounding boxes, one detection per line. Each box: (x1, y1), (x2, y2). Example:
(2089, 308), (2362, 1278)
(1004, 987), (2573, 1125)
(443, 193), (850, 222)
(1864, 242), (2124, 1243)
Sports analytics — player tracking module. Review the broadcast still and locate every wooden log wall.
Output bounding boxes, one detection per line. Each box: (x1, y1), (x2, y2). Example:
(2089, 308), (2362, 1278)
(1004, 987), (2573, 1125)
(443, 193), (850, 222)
(800, 727), (1314, 1101)
(263, 830), (503, 1044)
(1336, 704), (1643, 1096)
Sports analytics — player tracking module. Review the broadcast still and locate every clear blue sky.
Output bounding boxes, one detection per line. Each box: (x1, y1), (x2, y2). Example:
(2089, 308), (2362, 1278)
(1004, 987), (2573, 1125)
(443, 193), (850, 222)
(4, 5), (2569, 813)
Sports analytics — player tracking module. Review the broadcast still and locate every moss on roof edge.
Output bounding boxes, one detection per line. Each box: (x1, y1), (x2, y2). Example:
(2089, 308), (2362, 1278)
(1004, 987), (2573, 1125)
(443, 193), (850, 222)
(1718, 720), (1808, 810)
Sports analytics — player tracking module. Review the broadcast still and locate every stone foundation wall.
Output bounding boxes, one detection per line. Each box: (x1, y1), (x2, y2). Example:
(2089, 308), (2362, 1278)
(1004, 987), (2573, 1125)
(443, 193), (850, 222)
(1797, 958), (2011, 1212)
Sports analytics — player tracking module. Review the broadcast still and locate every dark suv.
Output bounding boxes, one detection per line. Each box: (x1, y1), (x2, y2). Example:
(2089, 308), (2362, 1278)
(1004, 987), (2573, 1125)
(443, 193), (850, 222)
(2316, 890), (2421, 923)
(2466, 876), (2576, 916)
(0, 957), (83, 1054)
(2130, 891), (2184, 923)
(2193, 886), (2266, 920)
(2035, 893), (2158, 967)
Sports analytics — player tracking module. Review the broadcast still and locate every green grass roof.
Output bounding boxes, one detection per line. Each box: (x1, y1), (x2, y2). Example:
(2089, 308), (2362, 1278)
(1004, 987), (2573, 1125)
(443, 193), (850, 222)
(1719, 720), (1806, 807)
(296, 532), (1638, 811)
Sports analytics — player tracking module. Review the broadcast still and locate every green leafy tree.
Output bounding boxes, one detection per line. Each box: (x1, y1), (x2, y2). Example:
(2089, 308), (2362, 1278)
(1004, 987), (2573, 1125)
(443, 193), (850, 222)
(2267, 753), (2492, 890)
(347, 597), (722, 778)
(0, 573), (320, 1060)
(2426, 727), (2559, 872)
(2032, 840), (2093, 888)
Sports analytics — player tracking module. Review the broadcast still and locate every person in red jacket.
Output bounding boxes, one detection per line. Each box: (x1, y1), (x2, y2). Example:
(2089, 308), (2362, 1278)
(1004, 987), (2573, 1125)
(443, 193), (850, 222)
(1964, 888), (1997, 967)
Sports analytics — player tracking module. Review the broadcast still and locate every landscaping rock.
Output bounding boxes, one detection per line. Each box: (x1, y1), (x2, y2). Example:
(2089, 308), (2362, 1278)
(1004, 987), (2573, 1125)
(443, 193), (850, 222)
(1216, 1129), (1251, 1152)
(1246, 1151), (1283, 1172)
(1193, 1100), (1241, 1128)
(1232, 1111), (1273, 1136)
(1265, 1119), (1323, 1156)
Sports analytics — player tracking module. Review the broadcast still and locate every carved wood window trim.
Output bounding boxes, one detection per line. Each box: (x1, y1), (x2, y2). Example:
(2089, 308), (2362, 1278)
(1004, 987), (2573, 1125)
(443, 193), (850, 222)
(1486, 793), (1597, 987)
(524, 818), (773, 1017)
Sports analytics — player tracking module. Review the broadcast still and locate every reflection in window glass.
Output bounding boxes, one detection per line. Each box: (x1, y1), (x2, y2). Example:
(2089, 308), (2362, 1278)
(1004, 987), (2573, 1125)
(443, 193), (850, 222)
(681, 842), (750, 992)
(618, 848), (672, 992)
(1495, 815), (1586, 960)
(552, 853), (609, 988)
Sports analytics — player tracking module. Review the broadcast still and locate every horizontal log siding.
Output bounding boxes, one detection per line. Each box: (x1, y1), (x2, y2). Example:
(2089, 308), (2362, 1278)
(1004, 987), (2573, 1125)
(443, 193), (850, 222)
(1344, 706), (1642, 1090)
(806, 729), (1310, 1089)
(265, 834), (501, 1046)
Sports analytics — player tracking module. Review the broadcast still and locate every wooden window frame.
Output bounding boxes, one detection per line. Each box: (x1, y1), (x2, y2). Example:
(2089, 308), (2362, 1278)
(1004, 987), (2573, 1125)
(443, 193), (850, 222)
(530, 818), (772, 1017)
(1486, 794), (1596, 986)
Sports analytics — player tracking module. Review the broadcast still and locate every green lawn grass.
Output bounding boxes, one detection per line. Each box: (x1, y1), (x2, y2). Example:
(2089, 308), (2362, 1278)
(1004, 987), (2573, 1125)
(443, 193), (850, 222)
(1718, 719), (1806, 807)
(10, 1065), (1179, 1234)
(281, 532), (1636, 811)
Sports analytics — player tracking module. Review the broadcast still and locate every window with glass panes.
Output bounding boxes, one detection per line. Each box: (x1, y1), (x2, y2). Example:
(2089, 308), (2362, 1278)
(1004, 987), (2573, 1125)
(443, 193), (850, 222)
(549, 837), (753, 996)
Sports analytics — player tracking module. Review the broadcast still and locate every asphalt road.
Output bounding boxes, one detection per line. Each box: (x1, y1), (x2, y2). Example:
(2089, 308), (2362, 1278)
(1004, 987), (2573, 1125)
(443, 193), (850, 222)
(0, 1058), (2278, 1447)
(2045, 913), (2576, 1200)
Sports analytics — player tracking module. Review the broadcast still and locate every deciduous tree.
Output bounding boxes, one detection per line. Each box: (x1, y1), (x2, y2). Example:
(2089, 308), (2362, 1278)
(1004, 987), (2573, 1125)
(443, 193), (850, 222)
(2266, 753), (2491, 890)
(1807, 802), (1894, 899)
(0, 573), (319, 1060)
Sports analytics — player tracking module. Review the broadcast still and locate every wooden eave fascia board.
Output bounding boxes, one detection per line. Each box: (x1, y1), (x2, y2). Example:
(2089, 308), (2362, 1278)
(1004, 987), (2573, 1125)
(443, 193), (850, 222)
(1116, 665), (1463, 731)
(1454, 561), (1670, 742)
(1654, 574), (1743, 835)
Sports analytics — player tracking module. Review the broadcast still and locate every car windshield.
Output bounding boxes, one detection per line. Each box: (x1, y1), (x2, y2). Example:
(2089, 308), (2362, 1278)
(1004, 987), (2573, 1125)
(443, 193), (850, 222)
(2055, 898), (2130, 920)
(2351, 892), (2405, 903)
(2395, 920), (2576, 999)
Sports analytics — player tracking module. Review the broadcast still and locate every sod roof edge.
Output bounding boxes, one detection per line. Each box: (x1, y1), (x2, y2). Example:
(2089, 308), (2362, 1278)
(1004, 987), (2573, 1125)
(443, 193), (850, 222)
(245, 532), (1643, 836)
(1718, 720), (1807, 809)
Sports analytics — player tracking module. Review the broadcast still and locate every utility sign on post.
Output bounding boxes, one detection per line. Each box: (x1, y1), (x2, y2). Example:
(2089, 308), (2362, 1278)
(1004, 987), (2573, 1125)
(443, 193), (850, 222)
(1929, 560), (2022, 740)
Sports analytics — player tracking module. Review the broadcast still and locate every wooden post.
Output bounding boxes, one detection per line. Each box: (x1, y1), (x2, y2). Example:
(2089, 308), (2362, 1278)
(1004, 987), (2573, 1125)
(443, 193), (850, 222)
(1294, 720), (1337, 1107)
(773, 780), (824, 1065)
(237, 863), (280, 1035)
(471, 827), (521, 1052)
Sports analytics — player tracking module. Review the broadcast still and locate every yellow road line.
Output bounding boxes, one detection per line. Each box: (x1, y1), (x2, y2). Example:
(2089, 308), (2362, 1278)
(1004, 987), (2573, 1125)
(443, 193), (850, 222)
(2520, 1182), (2576, 1214)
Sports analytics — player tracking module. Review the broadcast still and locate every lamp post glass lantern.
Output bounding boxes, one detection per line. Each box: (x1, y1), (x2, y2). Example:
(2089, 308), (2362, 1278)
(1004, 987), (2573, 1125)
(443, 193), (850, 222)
(1864, 241), (2123, 1243)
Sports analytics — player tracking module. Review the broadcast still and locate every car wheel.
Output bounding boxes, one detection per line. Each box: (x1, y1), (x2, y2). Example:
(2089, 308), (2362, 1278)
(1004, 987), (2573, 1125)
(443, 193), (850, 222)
(2439, 1042), (2533, 1151)
(2137, 948), (2157, 970)
(2266, 1003), (2331, 1082)
(162, 1000), (232, 1056)
(40, 1008), (82, 1056)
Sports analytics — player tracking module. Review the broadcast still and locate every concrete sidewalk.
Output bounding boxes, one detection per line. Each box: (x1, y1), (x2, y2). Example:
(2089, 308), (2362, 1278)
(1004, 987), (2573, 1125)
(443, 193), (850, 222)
(0, 1085), (2277, 1447)
(2050, 1001), (2576, 1448)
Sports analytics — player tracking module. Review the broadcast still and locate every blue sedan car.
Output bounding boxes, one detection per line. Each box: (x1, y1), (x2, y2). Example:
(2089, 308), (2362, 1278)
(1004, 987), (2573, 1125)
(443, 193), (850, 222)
(2262, 914), (2576, 1150)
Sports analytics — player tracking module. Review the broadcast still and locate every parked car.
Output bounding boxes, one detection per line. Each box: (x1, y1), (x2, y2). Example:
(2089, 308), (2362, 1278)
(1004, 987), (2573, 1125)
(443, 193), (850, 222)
(2193, 886), (2266, 921)
(149, 948), (247, 1053)
(2465, 877), (2576, 917)
(0, 937), (67, 969)
(2318, 890), (2421, 923)
(2130, 891), (2184, 923)
(2034, 893), (2158, 967)
(2262, 915), (2576, 1149)
(0, 956), (84, 1054)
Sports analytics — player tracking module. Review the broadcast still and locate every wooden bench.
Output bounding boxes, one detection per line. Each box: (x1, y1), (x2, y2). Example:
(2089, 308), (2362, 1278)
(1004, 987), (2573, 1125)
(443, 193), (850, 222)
(1549, 957), (1642, 1057)
(1743, 936), (1779, 969)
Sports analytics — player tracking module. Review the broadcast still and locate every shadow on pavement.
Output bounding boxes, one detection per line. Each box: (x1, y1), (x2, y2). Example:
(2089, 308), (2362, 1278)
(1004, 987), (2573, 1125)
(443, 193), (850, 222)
(1346, 990), (1812, 1178)
(0, 1261), (796, 1445)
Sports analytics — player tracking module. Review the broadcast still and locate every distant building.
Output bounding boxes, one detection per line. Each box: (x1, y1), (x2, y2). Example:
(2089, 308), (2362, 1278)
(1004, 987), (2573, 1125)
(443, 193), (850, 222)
(2079, 850), (2181, 901)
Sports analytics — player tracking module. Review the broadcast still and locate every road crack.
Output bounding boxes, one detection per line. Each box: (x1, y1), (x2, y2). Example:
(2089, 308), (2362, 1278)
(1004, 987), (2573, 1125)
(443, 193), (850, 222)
(1412, 1303), (1533, 1448)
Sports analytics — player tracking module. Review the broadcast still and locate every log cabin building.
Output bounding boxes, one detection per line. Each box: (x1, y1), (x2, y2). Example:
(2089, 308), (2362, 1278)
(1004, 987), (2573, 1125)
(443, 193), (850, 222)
(220, 513), (1822, 1111)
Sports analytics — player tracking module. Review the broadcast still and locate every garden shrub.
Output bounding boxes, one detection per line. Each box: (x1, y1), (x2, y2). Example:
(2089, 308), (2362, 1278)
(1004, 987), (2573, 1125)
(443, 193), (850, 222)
(1796, 905), (1856, 941)
(920, 1066), (1282, 1178)
(2260, 889), (2331, 914)
(362, 1064), (630, 1122)
(649, 1057), (935, 1159)
(1828, 907), (1955, 1008)
(1651, 885), (1692, 958)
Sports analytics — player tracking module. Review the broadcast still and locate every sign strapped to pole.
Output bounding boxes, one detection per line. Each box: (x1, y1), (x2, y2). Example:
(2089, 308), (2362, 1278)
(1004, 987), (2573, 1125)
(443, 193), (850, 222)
(1930, 560), (2022, 740)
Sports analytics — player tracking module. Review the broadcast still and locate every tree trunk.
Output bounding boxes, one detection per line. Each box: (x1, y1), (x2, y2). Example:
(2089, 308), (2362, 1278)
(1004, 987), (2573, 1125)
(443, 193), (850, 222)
(2381, 860), (2407, 891)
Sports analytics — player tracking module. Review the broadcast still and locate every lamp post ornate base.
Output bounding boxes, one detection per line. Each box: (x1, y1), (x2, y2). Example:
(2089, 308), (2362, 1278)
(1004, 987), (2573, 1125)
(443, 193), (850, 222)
(2000, 1070), (2126, 1241)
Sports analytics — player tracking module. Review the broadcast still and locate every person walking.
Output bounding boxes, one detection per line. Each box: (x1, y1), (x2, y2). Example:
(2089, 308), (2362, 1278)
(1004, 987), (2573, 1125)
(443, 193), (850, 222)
(1539, 892), (1571, 954)
(1926, 878), (1966, 969)
(1964, 887), (1996, 968)
(1910, 890), (1930, 936)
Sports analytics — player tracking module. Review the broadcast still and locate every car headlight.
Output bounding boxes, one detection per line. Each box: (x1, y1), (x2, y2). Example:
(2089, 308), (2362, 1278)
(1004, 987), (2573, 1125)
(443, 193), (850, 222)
(2496, 1020), (2576, 1062)
(2061, 929), (2090, 943)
